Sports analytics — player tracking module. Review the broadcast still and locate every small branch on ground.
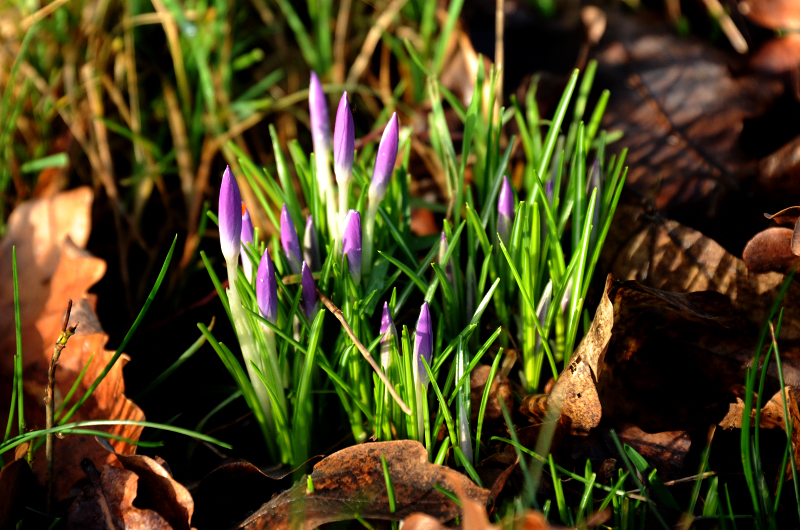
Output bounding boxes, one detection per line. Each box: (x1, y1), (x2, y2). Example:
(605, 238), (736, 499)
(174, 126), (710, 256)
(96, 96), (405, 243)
(316, 288), (411, 415)
(46, 299), (77, 513)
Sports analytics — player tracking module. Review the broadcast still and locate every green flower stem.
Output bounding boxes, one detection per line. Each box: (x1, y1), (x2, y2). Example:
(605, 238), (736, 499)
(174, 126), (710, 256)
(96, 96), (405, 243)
(363, 201), (379, 277)
(316, 146), (338, 242)
(226, 260), (272, 425)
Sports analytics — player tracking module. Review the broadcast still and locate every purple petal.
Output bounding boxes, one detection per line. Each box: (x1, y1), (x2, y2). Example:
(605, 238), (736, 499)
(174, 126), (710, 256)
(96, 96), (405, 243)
(256, 249), (278, 324)
(309, 72), (330, 150)
(341, 209), (362, 284)
(380, 301), (396, 342)
(301, 262), (319, 320)
(303, 215), (320, 271)
(333, 92), (355, 186)
(218, 166), (242, 263)
(414, 302), (433, 386)
(281, 204), (302, 274)
(497, 175), (514, 245)
(241, 204), (255, 281)
(368, 113), (399, 203)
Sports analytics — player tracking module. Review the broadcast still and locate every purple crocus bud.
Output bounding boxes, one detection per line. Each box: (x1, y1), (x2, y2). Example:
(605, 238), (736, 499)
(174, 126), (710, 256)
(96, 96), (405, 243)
(368, 113), (399, 203)
(546, 179), (554, 205)
(333, 92), (355, 186)
(301, 261), (319, 320)
(218, 166), (242, 264)
(380, 302), (396, 343)
(303, 215), (320, 271)
(241, 204), (255, 282)
(341, 209), (362, 285)
(309, 72), (330, 149)
(380, 301), (397, 369)
(256, 249), (278, 324)
(438, 231), (453, 282)
(414, 302), (433, 387)
(280, 204), (302, 275)
(497, 175), (515, 246)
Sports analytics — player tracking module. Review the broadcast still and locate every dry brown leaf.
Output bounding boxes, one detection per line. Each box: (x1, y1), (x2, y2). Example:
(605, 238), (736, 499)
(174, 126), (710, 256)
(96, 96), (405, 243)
(523, 276), (614, 436)
(0, 188), (144, 501)
(743, 227), (800, 274)
(719, 386), (800, 476)
(0, 457), (33, 530)
(597, 13), (783, 218)
(737, 0), (800, 30)
(92, 438), (194, 530)
(66, 462), (172, 530)
(750, 34), (800, 73)
(607, 423), (691, 479)
(238, 440), (488, 529)
(603, 203), (800, 343)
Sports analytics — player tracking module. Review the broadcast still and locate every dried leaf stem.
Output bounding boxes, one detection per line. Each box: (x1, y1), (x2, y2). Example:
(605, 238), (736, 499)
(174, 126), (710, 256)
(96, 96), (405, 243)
(316, 288), (411, 415)
(46, 299), (77, 512)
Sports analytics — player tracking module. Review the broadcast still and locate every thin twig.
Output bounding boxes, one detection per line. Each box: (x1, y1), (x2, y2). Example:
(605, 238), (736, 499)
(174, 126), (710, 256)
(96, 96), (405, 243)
(316, 289), (411, 415)
(46, 299), (77, 513)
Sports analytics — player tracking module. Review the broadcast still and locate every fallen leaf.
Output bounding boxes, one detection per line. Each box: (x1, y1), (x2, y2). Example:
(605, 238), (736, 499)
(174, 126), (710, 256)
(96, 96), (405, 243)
(237, 440), (488, 529)
(602, 203), (800, 342)
(0, 458), (33, 530)
(743, 227), (800, 273)
(719, 386), (800, 478)
(750, 34), (800, 73)
(95, 438), (194, 530)
(0, 188), (144, 501)
(523, 275), (614, 436)
(606, 423), (691, 479)
(737, 0), (800, 30)
(193, 460), (294, 529)
(596, 13), (783, 219)
(66, 460), (171, 530)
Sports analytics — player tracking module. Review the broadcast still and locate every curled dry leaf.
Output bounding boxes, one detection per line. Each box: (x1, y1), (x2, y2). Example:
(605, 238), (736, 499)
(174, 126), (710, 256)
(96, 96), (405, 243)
(606, 423), (691, 479)
(193, 460), (300, 529)
(0, 188), (144, 501)
(523, 276), (614, 436)
(750, 34), (800, 73)
(737, 0), (800, 30)
(238, 440), (488, 529)
(93, 437), (194, 530)
(66, 462), (171, 530)
(603, 203), (800, 342)
(596, 13), (783, 218)
(743, 227), (800, 274)
(719, 386), (800, 477)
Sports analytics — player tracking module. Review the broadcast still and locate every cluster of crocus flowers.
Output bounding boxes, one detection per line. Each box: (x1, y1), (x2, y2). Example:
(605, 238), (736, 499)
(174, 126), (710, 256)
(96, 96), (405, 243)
(308, 73), (399, 282)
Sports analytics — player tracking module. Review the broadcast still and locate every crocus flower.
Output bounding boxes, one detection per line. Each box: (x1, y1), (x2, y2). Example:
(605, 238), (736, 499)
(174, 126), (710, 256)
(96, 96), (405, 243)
(368, 112), (399, 204)
(341, 209), (362, 285)
(546, 179), (554, 205)
(309, 72), (330, 149)
(380, 301), (396, 369)
(438, 231), (453, 282)
(219, 166), (242, 264)
(497, 175), (514, 246)
(333, 92), (355, 186)
(303, 215), (320, 271)
(380, 302), (396, 343)
(281, 205), (302, 275)
(256, 249), (278, 324)
(241, 204), (255, 282)
(414, 302), (433, 387)
(301, 261), (319, 320)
